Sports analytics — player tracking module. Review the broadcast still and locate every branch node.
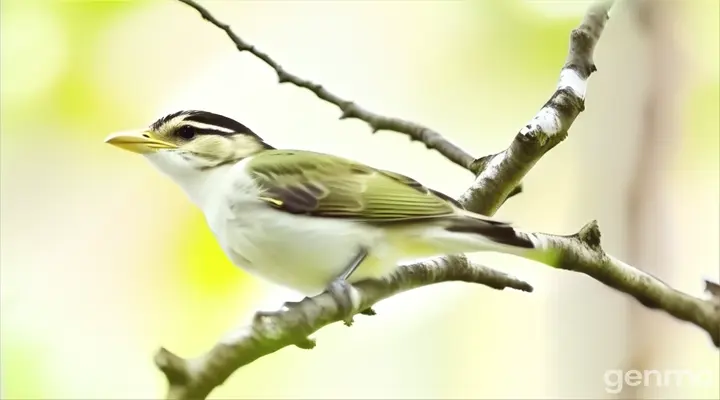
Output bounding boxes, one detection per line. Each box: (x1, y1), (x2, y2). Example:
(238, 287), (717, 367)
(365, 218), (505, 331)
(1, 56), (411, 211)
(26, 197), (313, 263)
(577, 220), (602, 250)
(705, 280), (720, 306)
(339, 101), (357, 120)
(507, 183), (523, 199)
(568, 30), (597, 77)
(277, 70), (290, 83)
(469, 154), (494, 175)
(155, 347), (190, 386)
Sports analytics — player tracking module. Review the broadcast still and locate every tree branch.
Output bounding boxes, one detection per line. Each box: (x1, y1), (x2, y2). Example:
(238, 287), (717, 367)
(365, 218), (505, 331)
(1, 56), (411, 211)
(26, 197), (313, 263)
(459, 1), (610, 214)
(158, 0), (719, 398)
(526, 221), (719, 349)
(175, 0), (477, 173)
(156, 258), (532, 400)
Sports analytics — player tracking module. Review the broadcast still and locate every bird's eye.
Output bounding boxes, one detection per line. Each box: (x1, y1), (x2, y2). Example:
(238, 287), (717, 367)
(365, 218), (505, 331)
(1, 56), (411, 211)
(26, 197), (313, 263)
(176, 126), (196, 140)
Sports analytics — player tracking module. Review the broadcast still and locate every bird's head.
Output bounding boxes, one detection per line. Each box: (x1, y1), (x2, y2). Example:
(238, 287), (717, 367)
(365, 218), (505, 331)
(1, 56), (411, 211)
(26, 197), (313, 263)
(105, 110), (273, 176)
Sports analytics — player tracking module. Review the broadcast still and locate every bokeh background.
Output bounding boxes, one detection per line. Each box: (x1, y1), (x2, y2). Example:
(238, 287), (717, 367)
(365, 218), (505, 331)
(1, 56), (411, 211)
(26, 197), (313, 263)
(1, 0), (718, 398)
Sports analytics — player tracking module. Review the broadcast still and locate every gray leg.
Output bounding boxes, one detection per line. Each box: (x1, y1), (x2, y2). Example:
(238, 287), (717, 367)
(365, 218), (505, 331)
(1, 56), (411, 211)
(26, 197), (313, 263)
(326, 248), (368, 326)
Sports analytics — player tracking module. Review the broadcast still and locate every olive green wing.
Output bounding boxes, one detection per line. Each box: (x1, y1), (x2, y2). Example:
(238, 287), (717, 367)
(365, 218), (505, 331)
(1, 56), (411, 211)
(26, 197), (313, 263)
(245, 149), (456, 222)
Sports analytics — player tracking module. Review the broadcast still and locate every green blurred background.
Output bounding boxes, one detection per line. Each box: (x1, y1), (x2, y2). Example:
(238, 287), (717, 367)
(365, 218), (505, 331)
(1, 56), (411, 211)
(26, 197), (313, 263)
(1, 0), (717, 398)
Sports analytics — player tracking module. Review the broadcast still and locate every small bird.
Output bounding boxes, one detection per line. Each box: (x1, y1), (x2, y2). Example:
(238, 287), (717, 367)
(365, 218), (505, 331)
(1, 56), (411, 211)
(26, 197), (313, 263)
(105, 110), (535, 323)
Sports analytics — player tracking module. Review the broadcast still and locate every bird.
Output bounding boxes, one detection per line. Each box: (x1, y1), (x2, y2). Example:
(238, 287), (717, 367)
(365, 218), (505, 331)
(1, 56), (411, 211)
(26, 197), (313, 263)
(105, 110), (535, 324)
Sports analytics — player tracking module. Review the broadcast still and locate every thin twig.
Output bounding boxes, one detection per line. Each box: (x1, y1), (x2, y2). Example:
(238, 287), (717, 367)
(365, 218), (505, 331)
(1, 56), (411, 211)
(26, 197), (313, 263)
(175, 0), (477, 172)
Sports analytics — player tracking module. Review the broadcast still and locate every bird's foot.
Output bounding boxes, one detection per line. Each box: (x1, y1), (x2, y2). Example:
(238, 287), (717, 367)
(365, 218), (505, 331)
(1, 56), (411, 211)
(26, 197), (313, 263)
(326, 279), (359, 327)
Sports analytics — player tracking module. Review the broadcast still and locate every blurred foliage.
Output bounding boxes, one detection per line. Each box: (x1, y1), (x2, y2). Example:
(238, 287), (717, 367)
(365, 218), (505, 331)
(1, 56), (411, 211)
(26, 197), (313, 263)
(683, 84), (720, 166)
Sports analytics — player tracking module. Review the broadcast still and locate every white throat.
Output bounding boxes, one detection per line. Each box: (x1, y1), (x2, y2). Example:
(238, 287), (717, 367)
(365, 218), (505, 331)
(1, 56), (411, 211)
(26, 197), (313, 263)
(144, 152), (233, 208)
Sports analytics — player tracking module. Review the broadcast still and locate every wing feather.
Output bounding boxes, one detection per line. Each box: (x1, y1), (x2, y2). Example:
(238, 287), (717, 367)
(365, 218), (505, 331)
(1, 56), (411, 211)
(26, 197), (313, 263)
(245, 150), (455, 222)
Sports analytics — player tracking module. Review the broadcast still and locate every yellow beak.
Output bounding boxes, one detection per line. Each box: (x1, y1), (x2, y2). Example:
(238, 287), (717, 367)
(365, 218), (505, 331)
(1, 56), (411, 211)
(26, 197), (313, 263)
(104, 129), (177, 154)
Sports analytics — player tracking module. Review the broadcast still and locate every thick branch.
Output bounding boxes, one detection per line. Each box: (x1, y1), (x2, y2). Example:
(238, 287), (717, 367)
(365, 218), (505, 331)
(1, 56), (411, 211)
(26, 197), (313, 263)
(175, 0), (476, 172)
(459, 1), (611, 214)
(157, 220), (720, 400)
(526, 221), (720, 348)
(450, 0), (719, 349)
(156, 258), (532, 400)
(158, 1), (719, 399)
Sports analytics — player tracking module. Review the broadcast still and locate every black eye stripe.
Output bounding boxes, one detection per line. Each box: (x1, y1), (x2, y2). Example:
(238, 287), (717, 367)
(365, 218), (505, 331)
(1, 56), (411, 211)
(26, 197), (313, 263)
(151, 110), (256, 136)
(172, 125), (238, 138)
(150, 110), (274, 150)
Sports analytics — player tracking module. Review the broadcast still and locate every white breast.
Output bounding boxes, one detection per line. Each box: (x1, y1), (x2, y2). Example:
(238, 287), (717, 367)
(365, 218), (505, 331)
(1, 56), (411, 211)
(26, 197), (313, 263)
(148, 152), (517, 296)
(201, 159), (396, 295)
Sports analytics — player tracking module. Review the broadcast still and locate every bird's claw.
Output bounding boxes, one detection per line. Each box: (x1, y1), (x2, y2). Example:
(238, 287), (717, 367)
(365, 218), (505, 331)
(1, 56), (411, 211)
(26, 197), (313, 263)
(326, 279), (358, 326)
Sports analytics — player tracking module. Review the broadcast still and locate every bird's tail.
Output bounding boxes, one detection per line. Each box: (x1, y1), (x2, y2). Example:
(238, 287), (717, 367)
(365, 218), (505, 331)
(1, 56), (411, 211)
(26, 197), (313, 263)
(446, 211), (534, 248)
(423, 210), (536, 257)
(388, 210), (536, 261)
